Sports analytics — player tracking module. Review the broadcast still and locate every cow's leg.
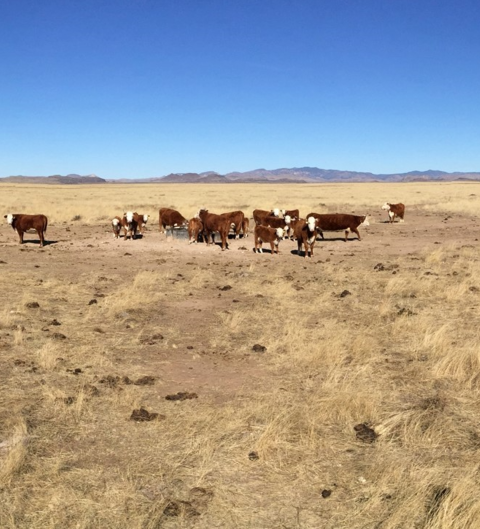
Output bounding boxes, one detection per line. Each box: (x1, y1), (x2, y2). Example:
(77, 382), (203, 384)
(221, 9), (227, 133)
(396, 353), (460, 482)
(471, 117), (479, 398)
(297, 240), (302, 255)
(344, 230), (349, 242)
(18, 230), (24, 244)
(37, 229), (44, 247)
(352, 228), (361, 241)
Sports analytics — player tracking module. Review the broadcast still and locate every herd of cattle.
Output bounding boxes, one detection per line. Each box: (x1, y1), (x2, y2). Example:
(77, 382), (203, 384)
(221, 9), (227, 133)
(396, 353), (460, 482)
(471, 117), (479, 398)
(3, 203), (405, 256)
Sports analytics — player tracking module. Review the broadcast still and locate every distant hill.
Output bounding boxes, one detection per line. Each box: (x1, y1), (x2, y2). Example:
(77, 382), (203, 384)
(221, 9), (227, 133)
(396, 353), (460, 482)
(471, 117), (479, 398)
(0, 174), (106, 184)
(2, 168), (480, 184)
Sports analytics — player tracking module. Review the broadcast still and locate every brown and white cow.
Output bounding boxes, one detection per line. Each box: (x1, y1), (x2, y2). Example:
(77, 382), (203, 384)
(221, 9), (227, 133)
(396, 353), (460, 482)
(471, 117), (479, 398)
(219, 210), (245, 239)
(121, 211), (138, 240)
(197, 208), (230, 250)
(159, 208), (188, 233)
(254, 225), (284, 255)
(260, 214), (292, 237)
(306, 213), (369, 242)
(133, 213), (150, 236)
(295, 216), (317, 258)
(112, 216), (122, 238)
(382, 202), (405, 223)
(4, 213), (48, 247)
(188, 217), (203, 244)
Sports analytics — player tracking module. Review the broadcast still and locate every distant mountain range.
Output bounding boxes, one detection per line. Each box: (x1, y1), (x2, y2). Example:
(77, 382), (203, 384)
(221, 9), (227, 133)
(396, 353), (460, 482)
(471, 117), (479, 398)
(2, 168), (480, 184)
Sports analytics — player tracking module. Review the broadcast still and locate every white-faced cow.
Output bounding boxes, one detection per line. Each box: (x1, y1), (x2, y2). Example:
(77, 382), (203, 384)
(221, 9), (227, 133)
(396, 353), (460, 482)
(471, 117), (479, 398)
(295, 216), (317, 258)
(121, 211), (138, 240)
(382, 203), (405, 223)
(188, 217), (203, 244)
(133, 213), (149, 236)
(254, 225), (284, 255)
(260, 214), (292, 238)
(4, 213), (48, 247)
(112, 216), (122, 238)
(159, 208), (188, 233)
(306, 213), (369, 242)
(197, 208), (230, 250)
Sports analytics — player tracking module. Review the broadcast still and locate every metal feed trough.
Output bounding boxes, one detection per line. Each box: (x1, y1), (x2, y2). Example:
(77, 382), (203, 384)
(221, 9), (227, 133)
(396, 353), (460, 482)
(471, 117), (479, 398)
(170, 227), (189, 240)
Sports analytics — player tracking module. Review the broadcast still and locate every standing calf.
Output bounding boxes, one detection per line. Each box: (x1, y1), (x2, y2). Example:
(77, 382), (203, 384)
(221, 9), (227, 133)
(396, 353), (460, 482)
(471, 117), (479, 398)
(254, 226), (284, 255)
(295, 216), (317, 258)
(4, 213), (48, 247)
(382, 203), (405, 223)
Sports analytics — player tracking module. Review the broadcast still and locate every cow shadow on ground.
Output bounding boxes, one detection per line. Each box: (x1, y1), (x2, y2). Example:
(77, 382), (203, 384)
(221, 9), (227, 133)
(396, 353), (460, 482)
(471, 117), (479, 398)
(22, 239), (57, 246)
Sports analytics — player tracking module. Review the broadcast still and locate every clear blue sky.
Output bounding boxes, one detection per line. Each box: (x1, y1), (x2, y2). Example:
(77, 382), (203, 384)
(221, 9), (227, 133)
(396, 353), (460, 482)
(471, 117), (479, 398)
(1, 0), (480, 179)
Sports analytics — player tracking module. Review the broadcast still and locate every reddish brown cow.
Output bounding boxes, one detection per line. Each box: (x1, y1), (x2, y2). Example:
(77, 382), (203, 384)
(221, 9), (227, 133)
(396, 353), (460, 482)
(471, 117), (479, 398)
(159, 208), (188, 233)
(219, 210), (245, 239)
(253, 209), (271, 226)
(306, 213), (369, 242)
(197, 208), (230, 250)
(4, 213), (48, 247)
(188, 217), (203, 244)
(254, 225), (284, 255)
(282, 208), (300, 220)
(294, 217), (317, 258)
(382, 202), (405, 223)
(260, 214), (292, 236)
(133, 213), (149, 236)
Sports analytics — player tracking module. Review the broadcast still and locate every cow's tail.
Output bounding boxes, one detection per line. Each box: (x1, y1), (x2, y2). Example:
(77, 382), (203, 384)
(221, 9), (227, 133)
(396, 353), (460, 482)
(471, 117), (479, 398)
(44, 216), (48, 232)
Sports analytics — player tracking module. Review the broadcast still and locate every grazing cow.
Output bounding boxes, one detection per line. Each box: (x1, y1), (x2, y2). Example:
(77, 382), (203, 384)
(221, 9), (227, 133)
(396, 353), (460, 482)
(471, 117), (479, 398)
(253, 209), (272, 226)
(242, 217), (250, 238)
(295, 216), (317, 258)
(112, 216), (122, 239)
(133, 213), (149, 236)
(306, 213), (369, 242)
(260, 214), (292, 238)
(219, 210), (245, 239)
(121, 211), (138, 240)
(188, 217), (203, 244)
(254, 225), (284, 254)
(4, 213), (48, 247)
(382, 202), (405, 223)
(197, 208), (230, 250)
(159, 208), (188, 233)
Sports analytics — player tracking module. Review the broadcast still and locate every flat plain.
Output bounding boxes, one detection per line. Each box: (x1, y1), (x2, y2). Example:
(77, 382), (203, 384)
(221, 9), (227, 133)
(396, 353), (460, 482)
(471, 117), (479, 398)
(1, 182), (480, 528)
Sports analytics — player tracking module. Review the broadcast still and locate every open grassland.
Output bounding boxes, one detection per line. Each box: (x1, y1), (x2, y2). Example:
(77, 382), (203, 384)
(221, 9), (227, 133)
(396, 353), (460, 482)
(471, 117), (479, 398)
(1, 182), (480, 528)
(1, 180), (480, 223)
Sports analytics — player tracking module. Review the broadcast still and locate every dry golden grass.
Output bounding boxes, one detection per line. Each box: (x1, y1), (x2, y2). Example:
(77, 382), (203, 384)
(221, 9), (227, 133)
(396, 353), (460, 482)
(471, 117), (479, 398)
(1, 182), (480, 527)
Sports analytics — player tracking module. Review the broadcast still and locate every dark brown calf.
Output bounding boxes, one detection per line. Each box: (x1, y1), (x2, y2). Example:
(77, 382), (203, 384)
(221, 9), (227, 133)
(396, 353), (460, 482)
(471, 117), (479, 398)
(306, 213), (369, 241)
(159, 208), (188, 233)
(4, 213), (48, 247)
(197, 208), (230, 250)
(254, 225), (284, 255)
(382, 202), (405, 223)
(260, 214), (292, 235)
(283, 208), (300, 220)
(188, 217), (203, 244)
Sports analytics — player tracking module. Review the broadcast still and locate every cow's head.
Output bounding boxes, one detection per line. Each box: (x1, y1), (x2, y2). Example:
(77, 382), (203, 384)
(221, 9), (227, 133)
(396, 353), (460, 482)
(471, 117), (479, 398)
(125, 211), (134, 223)
(4, 214), (14, 226)
(143, 214), (149, 223)
(112, 218), (120, 226)
(275, 227), (284, 240)
(281, 209), (286, 216)
(284, 215), (292, 225)
(361, 215), (370, 226)
(196, 208), (207, 219)
(381, 203), (391, 210)
(307, 216), (316, 231)
(272, 208), (280, 217)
